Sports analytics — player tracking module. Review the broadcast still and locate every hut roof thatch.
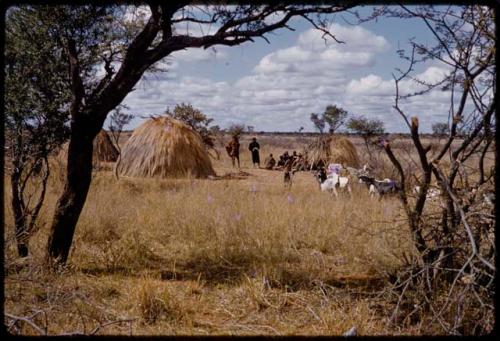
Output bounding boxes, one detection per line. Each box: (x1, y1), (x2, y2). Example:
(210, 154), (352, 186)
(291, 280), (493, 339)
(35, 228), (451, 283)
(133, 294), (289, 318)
(116, 116), (216, 178)
(94, 130), (119, 162)
(303, 135), (360, 170)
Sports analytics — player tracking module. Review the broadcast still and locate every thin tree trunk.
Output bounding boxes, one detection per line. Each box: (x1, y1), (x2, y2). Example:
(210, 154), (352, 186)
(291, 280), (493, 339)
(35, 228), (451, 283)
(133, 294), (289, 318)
(364, 137), (372, 160)
(478, 138), (492, 184)
(11, 169), (29, 257)
(46, 126), (96, 266)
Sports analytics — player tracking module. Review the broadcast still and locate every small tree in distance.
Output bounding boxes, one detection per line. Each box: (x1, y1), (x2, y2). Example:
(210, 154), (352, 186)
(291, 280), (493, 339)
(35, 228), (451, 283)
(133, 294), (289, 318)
(310, 105), (348, 134)
(310, 113), (326, 134)
(209, 125), (223, 135)
(323, 105), (348, 134)
(108, 105), (133, 179)
(165, 103), (215, 149)
(108, 105), (133, 151)
(227, 124), (246, 138)
(209, 125), (225, 147)
(431, 122), (450, 136)
(346, 115), (385, 154)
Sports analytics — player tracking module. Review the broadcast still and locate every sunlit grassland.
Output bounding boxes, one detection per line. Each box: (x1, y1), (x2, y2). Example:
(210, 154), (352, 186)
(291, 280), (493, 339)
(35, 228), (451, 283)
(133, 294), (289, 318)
(3, 134), (493, 335)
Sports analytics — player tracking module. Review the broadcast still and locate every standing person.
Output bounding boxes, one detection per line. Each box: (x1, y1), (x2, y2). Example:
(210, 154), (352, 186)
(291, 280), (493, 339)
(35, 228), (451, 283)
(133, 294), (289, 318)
(225, 135), (240, 169)
(283, 155), (294, 189)
(248, 137), (260, 168)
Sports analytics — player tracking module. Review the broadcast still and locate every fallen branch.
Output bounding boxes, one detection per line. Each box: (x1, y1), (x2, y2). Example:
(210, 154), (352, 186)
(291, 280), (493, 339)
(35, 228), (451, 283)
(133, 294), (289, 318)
(89, 318), (137, 335)
(5, 312), (47, 335)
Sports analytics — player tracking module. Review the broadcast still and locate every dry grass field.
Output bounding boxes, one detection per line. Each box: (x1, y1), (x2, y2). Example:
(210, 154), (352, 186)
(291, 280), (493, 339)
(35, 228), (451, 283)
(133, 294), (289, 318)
(3, 133), (495, 335)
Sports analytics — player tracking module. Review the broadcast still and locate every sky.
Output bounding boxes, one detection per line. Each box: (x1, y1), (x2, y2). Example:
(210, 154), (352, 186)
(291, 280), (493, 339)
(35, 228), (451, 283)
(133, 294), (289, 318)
(113, 5), (462, 133)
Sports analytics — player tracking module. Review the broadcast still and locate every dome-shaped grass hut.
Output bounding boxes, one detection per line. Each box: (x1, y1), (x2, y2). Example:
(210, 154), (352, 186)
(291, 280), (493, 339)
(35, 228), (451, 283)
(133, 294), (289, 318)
(94, 129), (119, 162)
(303, 135), (360, 170)
(116, 116), (216, 178)
(57, 129), (119, 165)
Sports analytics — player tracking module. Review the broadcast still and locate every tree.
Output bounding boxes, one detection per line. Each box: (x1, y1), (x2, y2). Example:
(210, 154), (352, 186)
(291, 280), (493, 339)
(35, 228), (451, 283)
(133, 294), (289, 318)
(227, 124), (246, 138)
(346, 115), (385, 154)
(298, 126), (304, 133)
(11, 4), (355, 266)
(310, 113), (325, 134)
(247, 125), (255, 133)
(208, 125), (225, 148)
(431, 122), (449, 136)
(165, 103), (215, 148)
(108, 105), (133, 179)
(209, 125), (223, 135)
(165, 103), (220, 159)
(5, 7), (71, 257)
(311, 105), (349, 134)
(323, 105), (348, 133)
(108, 105), (133, 150)
(376, 5), (495, 333)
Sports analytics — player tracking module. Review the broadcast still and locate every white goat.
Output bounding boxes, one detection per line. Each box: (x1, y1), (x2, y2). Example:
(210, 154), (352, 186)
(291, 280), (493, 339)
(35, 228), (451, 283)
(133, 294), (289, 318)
(368, 184), (377, 197)
(316, 169), (351, 197)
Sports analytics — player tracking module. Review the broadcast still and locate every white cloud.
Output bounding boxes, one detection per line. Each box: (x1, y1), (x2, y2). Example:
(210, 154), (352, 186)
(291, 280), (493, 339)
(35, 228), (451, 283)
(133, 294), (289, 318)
(171, 47), (228, 63)
(253, 24), (388, 76)
(343, 65), (456, 132)
(121, 23), (393, 131)
(121, 21), (466, 133)
(297, 23), (390, 52)
(346, 74), (393, 96)
(173, 21), (221, 37)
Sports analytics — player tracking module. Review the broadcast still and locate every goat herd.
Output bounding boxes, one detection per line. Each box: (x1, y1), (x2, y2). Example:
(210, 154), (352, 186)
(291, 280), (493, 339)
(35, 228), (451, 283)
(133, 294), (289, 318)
(308, 163), (444, 201)
(312, 163), (399, 198)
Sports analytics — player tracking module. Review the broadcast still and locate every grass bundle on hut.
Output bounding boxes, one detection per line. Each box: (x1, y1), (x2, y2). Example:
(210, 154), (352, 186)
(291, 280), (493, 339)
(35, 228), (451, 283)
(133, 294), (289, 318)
(303, 135), (360, 170)
(116, 116), (216, 178)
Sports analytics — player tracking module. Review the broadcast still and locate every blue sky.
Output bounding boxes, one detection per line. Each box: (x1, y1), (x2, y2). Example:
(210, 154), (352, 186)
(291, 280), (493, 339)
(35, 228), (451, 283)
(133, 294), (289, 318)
(115, 5), (458, 133)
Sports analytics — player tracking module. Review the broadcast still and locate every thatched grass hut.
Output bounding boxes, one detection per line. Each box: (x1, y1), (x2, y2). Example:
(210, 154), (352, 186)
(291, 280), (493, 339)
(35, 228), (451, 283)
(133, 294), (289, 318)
(57, 130), (119, 167)
(303, 135), (360, 170)
(116, 116), (216, 178)
(94, 130), (119, 162)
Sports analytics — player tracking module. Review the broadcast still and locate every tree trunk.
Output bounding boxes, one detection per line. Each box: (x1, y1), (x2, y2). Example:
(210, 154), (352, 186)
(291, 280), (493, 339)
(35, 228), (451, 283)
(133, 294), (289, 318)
(364, 137), (372, 160)
(46, 124), (96, 266)
(11, 168), (29, 257)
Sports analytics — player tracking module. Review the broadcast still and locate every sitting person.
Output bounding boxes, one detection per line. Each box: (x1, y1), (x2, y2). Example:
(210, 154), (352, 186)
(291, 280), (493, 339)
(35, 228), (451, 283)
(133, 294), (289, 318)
(277, 151), (289, 167)
(264, 153), (276, 170)
(293, 152), (305, 170)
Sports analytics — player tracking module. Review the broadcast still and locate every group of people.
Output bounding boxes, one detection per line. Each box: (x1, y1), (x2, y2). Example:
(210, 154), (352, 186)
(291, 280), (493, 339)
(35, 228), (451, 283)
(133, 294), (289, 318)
(225, 136), (261, 169)
(224, 136), (304, 171)
(263, 150), (304, 170)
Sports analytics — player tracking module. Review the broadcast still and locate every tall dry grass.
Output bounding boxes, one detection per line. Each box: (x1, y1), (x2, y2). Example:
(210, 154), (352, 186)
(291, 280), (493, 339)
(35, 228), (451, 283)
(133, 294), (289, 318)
(3, 134), (494, 335)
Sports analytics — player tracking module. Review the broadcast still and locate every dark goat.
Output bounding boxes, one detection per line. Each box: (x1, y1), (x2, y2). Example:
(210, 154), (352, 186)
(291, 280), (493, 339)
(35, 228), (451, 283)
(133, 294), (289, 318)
(314, 167), (328, 189)
(358, 175), (399, 197)
(316, 167), (327, 183)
